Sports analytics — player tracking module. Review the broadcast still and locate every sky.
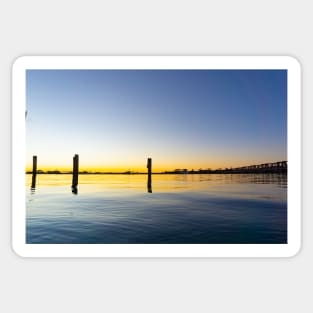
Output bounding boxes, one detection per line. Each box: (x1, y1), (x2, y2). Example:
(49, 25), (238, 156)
(26, 69), (287, 172)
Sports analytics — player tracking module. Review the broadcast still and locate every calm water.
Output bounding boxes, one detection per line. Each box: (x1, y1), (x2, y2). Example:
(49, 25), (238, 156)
(26, 173), (287, 244)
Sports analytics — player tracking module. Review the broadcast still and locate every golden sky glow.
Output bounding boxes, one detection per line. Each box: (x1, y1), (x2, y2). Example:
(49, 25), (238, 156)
(26, 70), (287, 172)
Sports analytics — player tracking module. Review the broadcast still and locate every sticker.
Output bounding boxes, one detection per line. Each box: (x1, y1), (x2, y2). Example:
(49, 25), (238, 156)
(12, 56), (301, 257)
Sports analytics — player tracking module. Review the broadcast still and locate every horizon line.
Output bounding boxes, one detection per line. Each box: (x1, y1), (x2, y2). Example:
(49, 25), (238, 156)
(26, 160), (287, 175)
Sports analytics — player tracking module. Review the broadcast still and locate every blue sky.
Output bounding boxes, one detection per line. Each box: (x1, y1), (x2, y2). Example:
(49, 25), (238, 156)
(26, 69), (287, 171)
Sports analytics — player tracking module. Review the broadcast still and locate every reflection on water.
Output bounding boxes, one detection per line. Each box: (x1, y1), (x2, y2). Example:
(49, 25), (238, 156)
(147, 174), (152, 193)
(30, 186), (36, 195)
(26, 173), (287, 244)
(71, 186), (78, 195)
(31, 173), (36, 189)
(27, 173), (287, 192)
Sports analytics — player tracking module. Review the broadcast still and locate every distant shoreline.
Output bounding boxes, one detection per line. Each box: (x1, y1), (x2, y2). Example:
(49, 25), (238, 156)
(26, 169), (287, 175)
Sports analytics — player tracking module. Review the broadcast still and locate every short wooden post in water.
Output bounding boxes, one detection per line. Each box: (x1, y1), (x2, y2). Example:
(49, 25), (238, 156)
(147, 157), (152, 193)
(72, 154), (79, 190)
(31, 155), (37, 189)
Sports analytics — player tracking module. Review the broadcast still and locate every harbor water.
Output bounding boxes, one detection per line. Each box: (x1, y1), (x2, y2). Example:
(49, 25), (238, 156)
(26, 173), (287, 244)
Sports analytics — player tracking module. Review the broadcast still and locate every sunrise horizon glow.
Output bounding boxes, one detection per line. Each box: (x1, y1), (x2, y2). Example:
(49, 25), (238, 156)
(26, 69), (287, 172)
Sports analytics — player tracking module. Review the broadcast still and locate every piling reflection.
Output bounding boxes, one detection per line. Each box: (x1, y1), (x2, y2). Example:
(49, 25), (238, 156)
(25, 173), (287, 198)
(147, 174), (152, 193)
(72, 186), (78, 195)
(31, 173), (37, 189)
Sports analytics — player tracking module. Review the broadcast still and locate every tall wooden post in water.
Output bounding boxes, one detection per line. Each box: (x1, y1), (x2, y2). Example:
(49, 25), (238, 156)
(147, 157), (152, 193)
(31, 155), (37, 189)
(72, 154), (79, 191)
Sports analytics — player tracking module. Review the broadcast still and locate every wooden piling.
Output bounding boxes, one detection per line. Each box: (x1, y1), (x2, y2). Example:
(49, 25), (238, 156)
(147, 158), (152, 193)
(147, 158), (152, 174)
(31, 155), (37, 188)
(72, 154), (79, 188)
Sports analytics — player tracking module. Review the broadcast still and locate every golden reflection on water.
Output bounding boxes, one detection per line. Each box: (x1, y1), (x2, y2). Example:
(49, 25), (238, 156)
(26, 173), (287, 199)
(26, 173), (287, 244)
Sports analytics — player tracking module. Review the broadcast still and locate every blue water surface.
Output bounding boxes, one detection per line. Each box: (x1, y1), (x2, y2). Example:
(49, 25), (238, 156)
(26, 174), (287, 244)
